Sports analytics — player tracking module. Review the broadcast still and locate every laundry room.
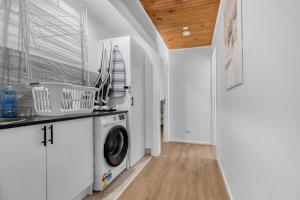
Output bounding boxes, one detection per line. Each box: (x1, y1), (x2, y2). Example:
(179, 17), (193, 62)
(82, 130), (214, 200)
(3, 0), (298, 199)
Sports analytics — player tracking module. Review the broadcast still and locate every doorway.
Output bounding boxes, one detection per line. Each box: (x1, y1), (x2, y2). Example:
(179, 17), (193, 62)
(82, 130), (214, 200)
(148, 54), (169, 157)
(159, 57), (169, 149)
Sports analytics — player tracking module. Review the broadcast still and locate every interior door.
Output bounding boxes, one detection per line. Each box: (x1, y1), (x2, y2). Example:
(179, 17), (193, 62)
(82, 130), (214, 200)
(129, 39), (145, 166)
(0, 125), (47, 200)
(46, 118), (93, 200)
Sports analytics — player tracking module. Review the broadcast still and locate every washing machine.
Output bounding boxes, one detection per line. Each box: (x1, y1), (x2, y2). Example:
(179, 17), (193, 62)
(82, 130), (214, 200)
(93, 113), (129, 191)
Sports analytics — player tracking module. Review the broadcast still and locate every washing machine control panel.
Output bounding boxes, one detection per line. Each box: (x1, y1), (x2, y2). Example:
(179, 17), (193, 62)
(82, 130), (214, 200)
(100, 114), (127, 126)
(119, 114), (126, 120)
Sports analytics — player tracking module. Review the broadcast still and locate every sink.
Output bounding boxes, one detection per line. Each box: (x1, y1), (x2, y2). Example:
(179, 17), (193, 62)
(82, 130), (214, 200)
(0, 118), (26, 125)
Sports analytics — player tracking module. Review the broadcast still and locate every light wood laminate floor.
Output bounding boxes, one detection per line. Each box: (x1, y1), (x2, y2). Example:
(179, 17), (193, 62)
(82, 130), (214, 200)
(118, 142), (229, 200)
(84, 156), (152, 200)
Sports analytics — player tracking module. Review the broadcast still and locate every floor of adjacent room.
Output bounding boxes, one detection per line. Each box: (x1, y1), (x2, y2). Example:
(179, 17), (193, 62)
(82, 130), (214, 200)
(86, 142), (229, 200)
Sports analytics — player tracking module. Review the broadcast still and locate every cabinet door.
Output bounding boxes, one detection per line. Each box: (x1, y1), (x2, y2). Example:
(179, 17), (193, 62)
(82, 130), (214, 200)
(129, 39), (146, 166)
(47, 118), (93, 200)
(0, 125), (47, 200)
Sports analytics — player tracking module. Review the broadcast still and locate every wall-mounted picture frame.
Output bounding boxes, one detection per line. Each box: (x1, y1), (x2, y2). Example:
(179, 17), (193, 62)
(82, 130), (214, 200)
(224, 0), (243, 90)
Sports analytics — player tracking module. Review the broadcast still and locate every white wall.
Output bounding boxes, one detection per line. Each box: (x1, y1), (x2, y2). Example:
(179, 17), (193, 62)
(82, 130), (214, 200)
(212, 0), (300, 199)
(86, 13), (113, 73)
(169, 47), (212, 144)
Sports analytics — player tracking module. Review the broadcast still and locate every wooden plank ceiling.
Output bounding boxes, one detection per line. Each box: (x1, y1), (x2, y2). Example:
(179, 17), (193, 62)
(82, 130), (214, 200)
(140, 0), (220, 49)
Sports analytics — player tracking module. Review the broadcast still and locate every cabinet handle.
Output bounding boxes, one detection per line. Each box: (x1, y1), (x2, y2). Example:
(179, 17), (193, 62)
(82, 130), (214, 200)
(41, 126), (47, 147)
(48, 124), (54, 144)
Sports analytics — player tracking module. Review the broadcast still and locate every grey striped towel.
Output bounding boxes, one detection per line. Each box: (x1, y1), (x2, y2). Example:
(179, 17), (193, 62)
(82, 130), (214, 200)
(111, 45), (126, 97)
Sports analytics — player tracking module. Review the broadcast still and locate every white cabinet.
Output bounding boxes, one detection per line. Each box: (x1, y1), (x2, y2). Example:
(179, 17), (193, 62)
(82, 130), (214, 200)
(0, 125), (47, 200)
(0, 118), (93, 200)
(129, 39), (145, 166)
(47, 118), (93, 200)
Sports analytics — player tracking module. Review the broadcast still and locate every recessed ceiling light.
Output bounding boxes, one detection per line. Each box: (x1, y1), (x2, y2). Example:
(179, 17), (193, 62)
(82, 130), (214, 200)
(182, 26), (191, 37)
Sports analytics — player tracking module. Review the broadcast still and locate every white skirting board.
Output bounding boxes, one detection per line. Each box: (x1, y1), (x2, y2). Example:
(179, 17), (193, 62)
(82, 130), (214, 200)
(167, 139), (211, 145)
(217, 157), (234, 200)
(101, 156), (152, 200)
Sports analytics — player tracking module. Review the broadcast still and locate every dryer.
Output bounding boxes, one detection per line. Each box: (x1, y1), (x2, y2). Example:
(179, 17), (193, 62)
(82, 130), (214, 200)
(93, 113), (128, 191)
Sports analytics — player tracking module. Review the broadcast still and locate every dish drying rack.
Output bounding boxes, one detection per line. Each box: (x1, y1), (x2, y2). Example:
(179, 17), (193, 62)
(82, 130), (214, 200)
(14, 0), (89, 85)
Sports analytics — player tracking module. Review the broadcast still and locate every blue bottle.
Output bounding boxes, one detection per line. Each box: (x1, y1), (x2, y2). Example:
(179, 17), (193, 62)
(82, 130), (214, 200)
(1, 86), (17, 118)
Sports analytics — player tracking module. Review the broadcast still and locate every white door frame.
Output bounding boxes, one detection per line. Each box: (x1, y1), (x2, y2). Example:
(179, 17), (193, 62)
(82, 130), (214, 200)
(151, 56), (161, 156)
(160, 57), (170, 142)
(211, 48), (217, 146)
(151, 54), (169, 157)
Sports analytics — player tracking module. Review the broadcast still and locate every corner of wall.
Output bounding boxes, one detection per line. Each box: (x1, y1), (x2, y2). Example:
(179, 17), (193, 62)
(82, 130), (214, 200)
(217, 157), (234, 200)
(212, 0), (225, 46)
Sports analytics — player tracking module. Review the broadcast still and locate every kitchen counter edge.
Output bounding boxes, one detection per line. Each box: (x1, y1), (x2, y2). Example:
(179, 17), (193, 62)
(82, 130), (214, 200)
(0, 111), (128, 130)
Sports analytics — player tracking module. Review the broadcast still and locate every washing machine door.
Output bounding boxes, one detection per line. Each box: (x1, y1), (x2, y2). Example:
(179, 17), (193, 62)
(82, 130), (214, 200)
(104, 125), (129, 167)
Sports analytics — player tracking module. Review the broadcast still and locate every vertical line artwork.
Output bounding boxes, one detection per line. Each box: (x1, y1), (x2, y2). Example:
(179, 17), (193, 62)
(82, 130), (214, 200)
(224, 0), (243, 90)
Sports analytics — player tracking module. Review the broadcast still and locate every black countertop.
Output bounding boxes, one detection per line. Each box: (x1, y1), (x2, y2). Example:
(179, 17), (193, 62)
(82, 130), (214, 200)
(0, 110), (128, 130)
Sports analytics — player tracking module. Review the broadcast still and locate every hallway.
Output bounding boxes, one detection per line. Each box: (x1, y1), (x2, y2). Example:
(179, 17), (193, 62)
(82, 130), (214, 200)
(118, 143), (229, 200)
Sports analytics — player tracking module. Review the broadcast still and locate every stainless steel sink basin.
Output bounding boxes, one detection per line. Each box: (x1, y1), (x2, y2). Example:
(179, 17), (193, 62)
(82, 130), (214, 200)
(0, 118), (26, 125)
